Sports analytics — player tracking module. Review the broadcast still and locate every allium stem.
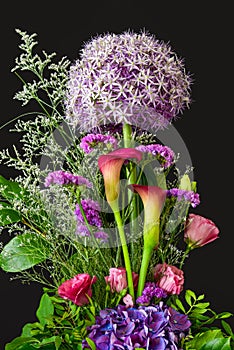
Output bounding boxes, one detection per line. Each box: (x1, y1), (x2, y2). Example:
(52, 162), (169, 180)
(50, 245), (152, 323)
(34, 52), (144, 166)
(123, 123), (138, 266)
(112, 207), (134, 301)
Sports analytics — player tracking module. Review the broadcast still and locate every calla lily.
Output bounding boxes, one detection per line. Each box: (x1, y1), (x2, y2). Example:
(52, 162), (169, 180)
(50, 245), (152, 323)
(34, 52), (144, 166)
(98, 148), (142, 210)
(129, 185), (166, 249)
(129, 184), (166, 297)
(98, 148), (142, 300)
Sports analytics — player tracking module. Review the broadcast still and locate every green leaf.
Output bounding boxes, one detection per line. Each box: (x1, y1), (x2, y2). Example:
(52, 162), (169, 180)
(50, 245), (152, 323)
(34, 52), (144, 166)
(1, 233), (51, 272)
(218, 312), (233, 319)
(186, 330), (224, 349)
(200, 337), (231, 349)
(5, 336), (40, 350)
(0, 175), (25, 200)
(86, 337), (96, 350)
(222, 321), (234, 337)
(185, 289), (196, 306)
(195, 302), (210, 309)
(175, 298), (186, 313)
(0, 207), (21, 226)
(36, 293), (54, 327)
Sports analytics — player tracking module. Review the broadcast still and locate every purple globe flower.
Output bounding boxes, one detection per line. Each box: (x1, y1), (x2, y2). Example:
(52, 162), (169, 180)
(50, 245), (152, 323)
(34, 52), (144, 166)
(83, 302), (191, 350)
(65, 31), (191, 132)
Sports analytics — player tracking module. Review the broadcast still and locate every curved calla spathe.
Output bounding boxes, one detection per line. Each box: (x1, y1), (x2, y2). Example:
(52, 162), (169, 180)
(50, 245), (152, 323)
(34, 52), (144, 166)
(98, 148), (142, 210)
(129, 184), (166, 297)
(130, 185), (166, 249)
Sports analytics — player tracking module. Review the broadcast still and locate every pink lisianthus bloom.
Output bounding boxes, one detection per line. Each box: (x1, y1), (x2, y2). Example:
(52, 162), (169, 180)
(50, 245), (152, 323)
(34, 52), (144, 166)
(154, 263), (184, 295)
(123, 294), (134, 308)
(105, 267), (139, 293)
(184, 213), (219, 248)
(58, 273), (97, 306)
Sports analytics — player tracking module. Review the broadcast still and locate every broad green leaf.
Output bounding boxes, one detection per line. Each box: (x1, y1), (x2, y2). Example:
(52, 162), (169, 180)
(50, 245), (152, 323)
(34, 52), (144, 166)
(5, 336), (39, 350)
(186, 330), (224, 349)
(1, 233), (51, 272)
(218, 312), (233, 319)
(200, 337), (231, 349)
(36, 293), (54, 327)
(0, 175), (25, 200)
(0, 207), (21, 225)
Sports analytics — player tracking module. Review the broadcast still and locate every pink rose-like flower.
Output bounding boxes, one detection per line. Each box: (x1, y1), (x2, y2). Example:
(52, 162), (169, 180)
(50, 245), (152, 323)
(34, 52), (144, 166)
(184, 213), (219, 248)
(154, 263), (184, 295)
(105, 267), (139, 293)
(58, 273), (97, 306)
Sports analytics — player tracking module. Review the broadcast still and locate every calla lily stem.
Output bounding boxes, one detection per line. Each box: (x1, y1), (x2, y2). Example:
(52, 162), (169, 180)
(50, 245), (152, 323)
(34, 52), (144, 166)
(112, 207), (135, 301)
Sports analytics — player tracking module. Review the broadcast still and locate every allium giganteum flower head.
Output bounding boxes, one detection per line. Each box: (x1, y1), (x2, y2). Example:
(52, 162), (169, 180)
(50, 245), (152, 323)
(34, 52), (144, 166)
(65, 30), (191, 131)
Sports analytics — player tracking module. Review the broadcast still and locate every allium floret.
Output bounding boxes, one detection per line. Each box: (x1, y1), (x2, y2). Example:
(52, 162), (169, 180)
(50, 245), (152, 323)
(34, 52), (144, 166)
(65, 30), (191, 132)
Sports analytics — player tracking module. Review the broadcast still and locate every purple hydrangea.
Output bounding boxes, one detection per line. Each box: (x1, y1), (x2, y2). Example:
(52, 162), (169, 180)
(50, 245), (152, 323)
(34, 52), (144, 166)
(136, 282), (167, 305)
(83, 302), (191, 350)
(80, 133), (118, 154)
(167, 188), (200, 208)
(44, 170), (92, 188)
(136, 144), (175, 168)
(65, 31), (191, 132)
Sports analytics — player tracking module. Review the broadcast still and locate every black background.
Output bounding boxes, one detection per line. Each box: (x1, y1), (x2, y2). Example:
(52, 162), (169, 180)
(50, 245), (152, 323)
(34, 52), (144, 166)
(0, 2), (233, 348)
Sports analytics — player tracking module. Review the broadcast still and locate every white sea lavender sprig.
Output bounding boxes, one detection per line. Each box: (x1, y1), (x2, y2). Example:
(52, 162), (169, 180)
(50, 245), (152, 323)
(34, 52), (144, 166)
(65, 30), (192, 131)
(12, 29), (70, 109)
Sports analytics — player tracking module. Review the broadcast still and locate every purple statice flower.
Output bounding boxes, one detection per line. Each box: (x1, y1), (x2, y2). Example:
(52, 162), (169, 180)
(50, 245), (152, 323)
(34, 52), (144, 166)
(44, 170), (92, 188)
(94, 231), (109, 243)
(136, 144), (175, 168)
(80, 133), (118, 154)
(136, 282), (167, 305)
(75, 199), (102, 228)
(65, 31), (191, 132)
(74, 199), (108, 242)
(83, 302), (191, 350)
(167, 188), (200, 208)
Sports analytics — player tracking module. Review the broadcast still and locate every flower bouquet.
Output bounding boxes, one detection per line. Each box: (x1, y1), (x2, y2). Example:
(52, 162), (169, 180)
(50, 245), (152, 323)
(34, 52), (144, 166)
(0, 29), (233, 350)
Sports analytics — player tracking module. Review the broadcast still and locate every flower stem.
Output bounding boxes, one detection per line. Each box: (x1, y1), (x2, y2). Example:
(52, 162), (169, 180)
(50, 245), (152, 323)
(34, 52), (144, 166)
(113, 208), (135, 301)
(122, 123), (138, 267)
(137, 247), (152, 297)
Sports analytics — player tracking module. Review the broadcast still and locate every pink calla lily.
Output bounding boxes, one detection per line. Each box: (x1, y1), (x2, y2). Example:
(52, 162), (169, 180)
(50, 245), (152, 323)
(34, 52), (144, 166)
(129, 184), (166, 249)
(98, 148), (142, 209)
(129, 184), (166, 297)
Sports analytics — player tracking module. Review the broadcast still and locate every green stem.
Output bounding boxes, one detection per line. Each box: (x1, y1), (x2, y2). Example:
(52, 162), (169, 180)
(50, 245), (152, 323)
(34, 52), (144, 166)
(113, 208), (134, 301)
(122, 123), (138, 268)
(137, 247), (153, 297)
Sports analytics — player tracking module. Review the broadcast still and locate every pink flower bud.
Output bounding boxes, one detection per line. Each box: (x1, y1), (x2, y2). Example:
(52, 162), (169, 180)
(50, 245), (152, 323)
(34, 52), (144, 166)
(154, 263), (184, 295)
(58, 273), (97, 306)
(184, 213), (219, 248)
